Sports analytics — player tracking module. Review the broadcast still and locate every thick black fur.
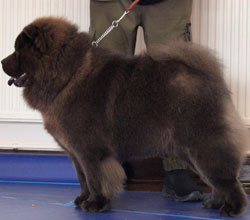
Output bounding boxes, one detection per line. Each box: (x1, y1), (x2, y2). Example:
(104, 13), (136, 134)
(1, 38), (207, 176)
(1, 17), (249, 216)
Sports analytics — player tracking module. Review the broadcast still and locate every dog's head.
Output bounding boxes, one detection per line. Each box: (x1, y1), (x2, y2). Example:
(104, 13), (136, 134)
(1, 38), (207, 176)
(1, 17), (79, 87)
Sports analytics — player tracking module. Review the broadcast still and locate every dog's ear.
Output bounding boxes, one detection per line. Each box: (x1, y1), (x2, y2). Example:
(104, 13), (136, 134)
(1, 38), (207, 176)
(23, 25), (38, 41)
(23, 25), (49, 54)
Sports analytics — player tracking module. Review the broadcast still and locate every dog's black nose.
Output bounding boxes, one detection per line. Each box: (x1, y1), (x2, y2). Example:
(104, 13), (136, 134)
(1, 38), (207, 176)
(1, 58), (5, 66)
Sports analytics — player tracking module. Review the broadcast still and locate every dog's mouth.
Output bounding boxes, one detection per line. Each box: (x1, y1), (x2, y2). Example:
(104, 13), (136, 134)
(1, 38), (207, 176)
(8, 73), (29, 87)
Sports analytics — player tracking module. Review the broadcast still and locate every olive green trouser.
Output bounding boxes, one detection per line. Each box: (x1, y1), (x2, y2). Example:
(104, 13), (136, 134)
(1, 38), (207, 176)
(90, 0), (192, 55)
(90, 0), (192, 171)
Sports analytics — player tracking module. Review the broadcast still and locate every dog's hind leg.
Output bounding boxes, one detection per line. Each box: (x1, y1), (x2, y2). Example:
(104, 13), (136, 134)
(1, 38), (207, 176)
(202, 189), (224, 209)
(187, 136), (248, 217)
(183, 99), (249, 216)
(75, 150), (126, 212)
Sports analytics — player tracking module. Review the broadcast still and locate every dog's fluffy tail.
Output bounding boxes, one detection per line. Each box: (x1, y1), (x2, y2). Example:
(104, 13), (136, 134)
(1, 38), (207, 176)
(149, 41), (224, 78)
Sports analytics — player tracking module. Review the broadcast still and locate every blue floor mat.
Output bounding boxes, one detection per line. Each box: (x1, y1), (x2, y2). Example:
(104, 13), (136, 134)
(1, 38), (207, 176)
(0, 183), (249, 220)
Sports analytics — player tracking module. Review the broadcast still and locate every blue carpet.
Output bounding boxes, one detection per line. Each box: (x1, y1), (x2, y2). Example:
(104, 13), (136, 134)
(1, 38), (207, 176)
(0, 183), (249, 220)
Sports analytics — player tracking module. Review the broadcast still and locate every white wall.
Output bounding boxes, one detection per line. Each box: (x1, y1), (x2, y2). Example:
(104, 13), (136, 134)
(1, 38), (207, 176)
(0, 0), (250, 151)
(0, 0), (90, 150)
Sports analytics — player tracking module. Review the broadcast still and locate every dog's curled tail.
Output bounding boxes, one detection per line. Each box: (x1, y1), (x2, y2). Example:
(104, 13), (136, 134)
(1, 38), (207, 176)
(149, 41), (224, 78)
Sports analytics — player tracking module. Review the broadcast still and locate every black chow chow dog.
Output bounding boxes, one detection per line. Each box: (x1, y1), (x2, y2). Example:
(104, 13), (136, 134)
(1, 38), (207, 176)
(1, 17), (249, 216)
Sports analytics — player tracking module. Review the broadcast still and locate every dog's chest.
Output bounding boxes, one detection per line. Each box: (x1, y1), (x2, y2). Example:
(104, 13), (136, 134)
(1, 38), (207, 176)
(42, 112), (71, 152)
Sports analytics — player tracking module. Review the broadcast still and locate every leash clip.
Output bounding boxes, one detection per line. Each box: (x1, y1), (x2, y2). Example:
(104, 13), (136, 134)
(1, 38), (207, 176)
(91, 0), (139, 47)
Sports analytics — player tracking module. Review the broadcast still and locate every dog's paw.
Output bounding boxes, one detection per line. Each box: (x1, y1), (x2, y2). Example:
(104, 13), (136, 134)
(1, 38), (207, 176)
(74, 193), (90, 207)
(220, 202), (234, 217)
(74, 196), (86, 207)
(202, 195), (223, 209)
(220, 201), (247, 217)
(74, 196), (82, 207)
(81, 196), (110, 212)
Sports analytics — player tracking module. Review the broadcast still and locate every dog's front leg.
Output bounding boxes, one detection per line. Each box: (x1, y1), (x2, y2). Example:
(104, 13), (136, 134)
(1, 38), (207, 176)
(70, 155), (90, 207)
(56, 142), (90, 207)
(75, 148), (126, 212)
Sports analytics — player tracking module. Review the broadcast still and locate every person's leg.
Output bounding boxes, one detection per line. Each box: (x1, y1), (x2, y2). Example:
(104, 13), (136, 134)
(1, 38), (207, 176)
(141, 0), (202, 202)
(162, 155), (203, 202)
(162, 155), (187, 172)
(89, 0), (141, 55)
(142, 0), (193, 48)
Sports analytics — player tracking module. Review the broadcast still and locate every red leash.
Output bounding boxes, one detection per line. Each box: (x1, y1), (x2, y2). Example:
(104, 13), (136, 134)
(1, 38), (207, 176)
(127, 0), (140, 12)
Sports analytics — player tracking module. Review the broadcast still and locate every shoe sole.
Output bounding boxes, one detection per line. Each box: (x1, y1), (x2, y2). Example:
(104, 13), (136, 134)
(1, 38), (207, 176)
(162, 190), (204, 202)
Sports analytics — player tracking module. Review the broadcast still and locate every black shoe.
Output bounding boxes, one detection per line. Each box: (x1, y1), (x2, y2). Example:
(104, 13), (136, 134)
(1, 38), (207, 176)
(162, 169), (203, 202)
